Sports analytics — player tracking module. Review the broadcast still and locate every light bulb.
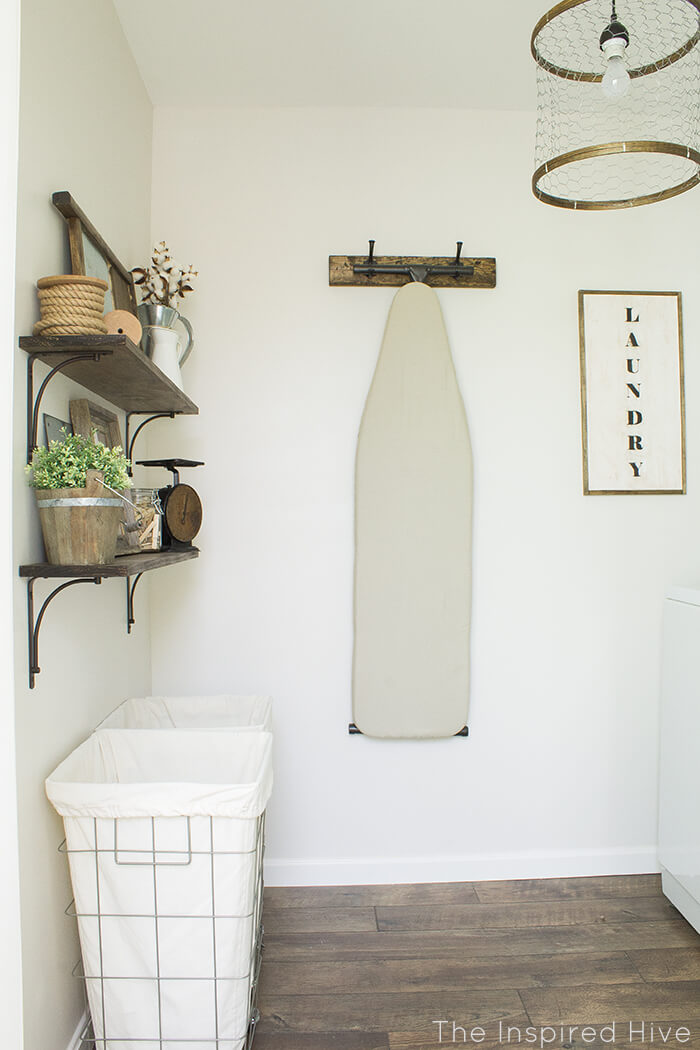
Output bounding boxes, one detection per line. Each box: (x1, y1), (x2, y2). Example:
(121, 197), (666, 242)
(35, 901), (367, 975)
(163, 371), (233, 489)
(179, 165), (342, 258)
(599, 6), (631, 100)
(602, 53), (630, 98)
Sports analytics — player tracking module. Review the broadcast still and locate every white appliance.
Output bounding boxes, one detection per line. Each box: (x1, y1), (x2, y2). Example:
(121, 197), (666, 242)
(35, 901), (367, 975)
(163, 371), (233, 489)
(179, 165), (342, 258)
(658, 588), (700, 933)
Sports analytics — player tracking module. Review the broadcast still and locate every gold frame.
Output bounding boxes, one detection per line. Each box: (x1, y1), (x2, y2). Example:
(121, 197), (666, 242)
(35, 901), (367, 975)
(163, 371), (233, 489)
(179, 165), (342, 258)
(578, 290), (686, 496)
(532, 140), (700, 210)
(531, 0), (700, 81)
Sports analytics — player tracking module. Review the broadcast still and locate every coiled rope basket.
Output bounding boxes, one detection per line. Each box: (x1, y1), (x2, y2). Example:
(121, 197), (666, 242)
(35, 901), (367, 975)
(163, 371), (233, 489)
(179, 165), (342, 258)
(33, 275), (109, 336)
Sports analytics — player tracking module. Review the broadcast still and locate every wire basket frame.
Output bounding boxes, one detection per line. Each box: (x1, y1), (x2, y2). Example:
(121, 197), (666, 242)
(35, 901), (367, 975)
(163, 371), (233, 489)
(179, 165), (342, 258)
(74, 923), (264, 1050)
(62, 812), (266, 1050)
(532, 0), (700, 208)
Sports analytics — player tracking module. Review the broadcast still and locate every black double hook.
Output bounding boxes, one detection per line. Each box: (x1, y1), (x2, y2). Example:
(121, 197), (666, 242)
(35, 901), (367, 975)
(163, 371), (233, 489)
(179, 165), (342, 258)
(355, 240), (473, 281)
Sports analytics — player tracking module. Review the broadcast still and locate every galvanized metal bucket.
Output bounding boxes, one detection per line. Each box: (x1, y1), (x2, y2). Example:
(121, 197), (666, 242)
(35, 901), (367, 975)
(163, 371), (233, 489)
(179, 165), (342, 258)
(35, 470), (124, 565)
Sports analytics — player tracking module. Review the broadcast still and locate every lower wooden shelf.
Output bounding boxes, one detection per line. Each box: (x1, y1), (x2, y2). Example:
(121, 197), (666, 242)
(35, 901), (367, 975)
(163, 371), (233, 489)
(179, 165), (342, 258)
(20, 548), (199, 688)
(20, 547), (199, 579)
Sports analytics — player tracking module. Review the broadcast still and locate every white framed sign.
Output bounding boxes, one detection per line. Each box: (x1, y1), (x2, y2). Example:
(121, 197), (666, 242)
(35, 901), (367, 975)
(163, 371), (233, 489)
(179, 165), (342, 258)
(578, 291), (685, 495)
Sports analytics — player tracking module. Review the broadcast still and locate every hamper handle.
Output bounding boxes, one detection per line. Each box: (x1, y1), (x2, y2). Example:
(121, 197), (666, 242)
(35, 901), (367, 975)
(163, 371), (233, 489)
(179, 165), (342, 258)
(113, 816), (193, 866)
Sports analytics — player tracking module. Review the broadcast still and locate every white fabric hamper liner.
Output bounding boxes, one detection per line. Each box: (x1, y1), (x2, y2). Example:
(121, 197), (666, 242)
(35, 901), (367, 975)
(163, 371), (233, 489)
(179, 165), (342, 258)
(46, 730), (273, 1050)
(96, 695), (273, 734)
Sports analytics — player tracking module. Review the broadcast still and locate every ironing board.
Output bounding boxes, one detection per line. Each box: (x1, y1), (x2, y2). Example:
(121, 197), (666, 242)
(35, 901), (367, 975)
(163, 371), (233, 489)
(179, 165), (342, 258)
(352, 281), (473, 739)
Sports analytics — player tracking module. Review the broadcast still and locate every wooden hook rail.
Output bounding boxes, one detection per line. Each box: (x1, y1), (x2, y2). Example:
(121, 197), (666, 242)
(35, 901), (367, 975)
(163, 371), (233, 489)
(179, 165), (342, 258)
(329, 241), (496, 289)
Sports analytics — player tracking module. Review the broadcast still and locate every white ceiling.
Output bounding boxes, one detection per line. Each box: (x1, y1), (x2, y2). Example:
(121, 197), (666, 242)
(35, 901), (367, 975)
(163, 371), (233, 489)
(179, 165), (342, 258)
(113, 0), (544, 109)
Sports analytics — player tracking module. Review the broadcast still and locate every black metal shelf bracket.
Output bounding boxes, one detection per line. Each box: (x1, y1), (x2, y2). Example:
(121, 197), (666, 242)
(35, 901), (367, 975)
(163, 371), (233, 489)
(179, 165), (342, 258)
(26, 352), (110, 462)
(348, 722), (469, 737)
(126, 573), (144, 633)
(125, 412), (176, 474)
(26, 576), (102, 689)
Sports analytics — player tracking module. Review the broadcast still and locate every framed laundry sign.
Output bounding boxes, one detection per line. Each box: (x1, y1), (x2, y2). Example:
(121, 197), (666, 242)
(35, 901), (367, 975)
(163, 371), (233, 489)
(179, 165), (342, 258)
(578, 291), (685, 495)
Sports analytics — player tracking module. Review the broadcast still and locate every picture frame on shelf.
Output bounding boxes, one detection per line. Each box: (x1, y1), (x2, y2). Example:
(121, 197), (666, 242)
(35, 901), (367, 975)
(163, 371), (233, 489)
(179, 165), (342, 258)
(69, 398), (138, 552)
(52, 191), (138, 315)
(43, 414), (72, 446)
(578, 290), (685, 496)
(69, 398), (122, 449)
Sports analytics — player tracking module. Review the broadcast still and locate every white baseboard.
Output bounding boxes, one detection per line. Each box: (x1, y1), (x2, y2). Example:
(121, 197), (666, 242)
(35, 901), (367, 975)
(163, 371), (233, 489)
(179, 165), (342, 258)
(66, 1010), (88, 1050)
(264, 847), (659, 886)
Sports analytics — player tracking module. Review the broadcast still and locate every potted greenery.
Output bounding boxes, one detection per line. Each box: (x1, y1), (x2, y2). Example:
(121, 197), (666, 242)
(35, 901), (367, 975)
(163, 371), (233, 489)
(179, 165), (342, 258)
(26, 433), (131, 565)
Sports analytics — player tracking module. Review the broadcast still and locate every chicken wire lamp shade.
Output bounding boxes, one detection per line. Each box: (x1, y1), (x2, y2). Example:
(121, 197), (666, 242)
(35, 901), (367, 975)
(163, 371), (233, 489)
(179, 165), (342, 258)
(532, 0), (700, 209)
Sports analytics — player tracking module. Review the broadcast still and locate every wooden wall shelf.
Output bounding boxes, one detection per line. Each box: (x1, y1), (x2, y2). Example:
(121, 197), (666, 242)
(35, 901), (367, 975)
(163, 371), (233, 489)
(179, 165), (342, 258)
(20, 329), (203, 688)
(21, 549), (199, 688)
(20, 334), (198, 415)
(20, 548), (199, 579)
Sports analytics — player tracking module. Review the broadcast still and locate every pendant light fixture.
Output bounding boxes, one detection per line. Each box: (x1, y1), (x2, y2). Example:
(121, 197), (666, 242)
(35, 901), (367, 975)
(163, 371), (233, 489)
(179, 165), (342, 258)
(531, 0), (700, 209)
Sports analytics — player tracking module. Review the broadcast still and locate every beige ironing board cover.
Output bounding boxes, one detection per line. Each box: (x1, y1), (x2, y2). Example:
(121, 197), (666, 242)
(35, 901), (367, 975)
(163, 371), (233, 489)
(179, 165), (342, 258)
(353, 282), (473, 739)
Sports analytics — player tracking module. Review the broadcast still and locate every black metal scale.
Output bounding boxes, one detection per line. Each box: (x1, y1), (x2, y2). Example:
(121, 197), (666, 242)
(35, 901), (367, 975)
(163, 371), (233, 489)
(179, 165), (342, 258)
(136, 458), (204, 549)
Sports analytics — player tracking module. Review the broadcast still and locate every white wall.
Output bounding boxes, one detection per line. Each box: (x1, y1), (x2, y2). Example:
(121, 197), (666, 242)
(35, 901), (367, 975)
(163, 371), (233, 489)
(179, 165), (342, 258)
(148, 106), (700, 885)
(2, 1), (25, 1047)
(14, 2), (153, 1046)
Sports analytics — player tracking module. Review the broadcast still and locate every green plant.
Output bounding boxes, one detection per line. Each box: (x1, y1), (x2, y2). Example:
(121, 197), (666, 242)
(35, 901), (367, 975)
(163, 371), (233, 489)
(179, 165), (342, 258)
(26, 432), (131, 490)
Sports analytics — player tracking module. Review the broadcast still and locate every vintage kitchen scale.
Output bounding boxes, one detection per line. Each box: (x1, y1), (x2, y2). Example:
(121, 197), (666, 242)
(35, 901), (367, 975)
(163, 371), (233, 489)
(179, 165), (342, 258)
(136, 458), (203, 549)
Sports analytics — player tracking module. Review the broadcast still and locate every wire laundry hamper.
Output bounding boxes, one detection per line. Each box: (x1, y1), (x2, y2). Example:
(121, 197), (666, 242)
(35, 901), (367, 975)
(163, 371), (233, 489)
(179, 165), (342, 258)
(95, 695), (273, 734)
(47, 730), (273, 1050)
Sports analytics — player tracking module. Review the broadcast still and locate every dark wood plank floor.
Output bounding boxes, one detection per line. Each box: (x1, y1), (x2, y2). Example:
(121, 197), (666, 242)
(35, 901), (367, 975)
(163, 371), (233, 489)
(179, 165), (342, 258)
(257, 875), (700, 1050)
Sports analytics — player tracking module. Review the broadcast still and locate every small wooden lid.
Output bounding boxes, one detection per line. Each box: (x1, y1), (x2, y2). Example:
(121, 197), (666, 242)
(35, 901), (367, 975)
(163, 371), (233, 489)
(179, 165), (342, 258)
(104, 309), (143, 343)
(37, 275), (109, 290)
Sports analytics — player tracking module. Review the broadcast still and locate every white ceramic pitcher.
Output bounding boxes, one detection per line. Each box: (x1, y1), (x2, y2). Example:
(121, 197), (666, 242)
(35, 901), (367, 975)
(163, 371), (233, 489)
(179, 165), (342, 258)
(137, 304), (194, 391)
(148, 326), (186, 390)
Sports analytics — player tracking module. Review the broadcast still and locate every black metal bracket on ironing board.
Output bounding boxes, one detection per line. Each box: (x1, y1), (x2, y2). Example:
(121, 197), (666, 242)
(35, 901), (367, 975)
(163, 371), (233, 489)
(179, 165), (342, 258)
(348, 723), (469, 737)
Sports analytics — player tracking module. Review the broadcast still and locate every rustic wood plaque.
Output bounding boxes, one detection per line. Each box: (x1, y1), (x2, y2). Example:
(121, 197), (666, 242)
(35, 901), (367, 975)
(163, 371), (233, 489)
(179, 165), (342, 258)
(329, 254), (496, 289)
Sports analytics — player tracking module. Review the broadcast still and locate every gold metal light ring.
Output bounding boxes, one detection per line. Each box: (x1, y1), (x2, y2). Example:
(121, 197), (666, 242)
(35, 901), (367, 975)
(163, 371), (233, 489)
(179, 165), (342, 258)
(532, 140), (700, 209)
(531, 0), (700, 81)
